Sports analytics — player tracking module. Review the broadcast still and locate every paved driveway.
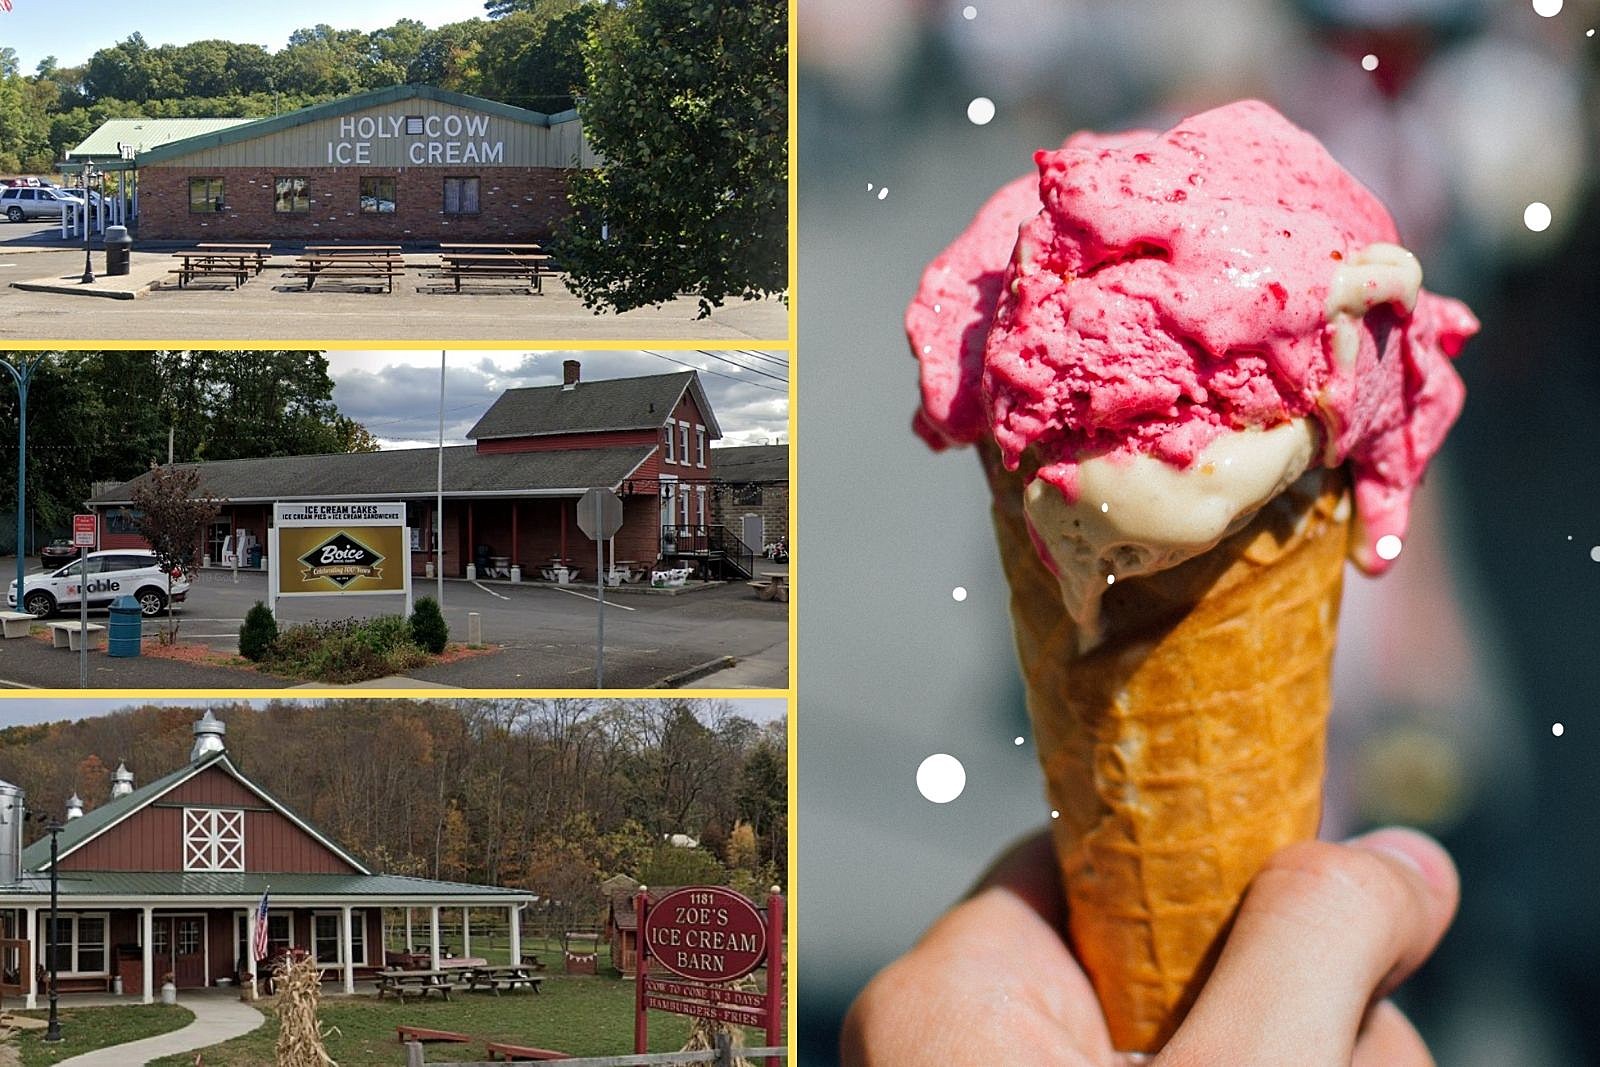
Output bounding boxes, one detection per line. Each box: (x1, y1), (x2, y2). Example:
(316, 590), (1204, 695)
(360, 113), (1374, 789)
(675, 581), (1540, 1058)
(0, 570), (787, 690)
(0, 246), (788, 342)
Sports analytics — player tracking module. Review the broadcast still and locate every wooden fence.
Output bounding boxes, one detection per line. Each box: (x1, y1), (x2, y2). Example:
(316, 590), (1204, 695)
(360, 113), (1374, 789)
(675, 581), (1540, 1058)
(404, 1033), (786, 1066)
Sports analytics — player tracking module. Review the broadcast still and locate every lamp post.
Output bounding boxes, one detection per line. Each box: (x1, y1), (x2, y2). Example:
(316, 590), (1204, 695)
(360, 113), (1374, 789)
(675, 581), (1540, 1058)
(0, 356), (45, 615)
(79, 160), (96, 285)
(42, 816), (63, 1042)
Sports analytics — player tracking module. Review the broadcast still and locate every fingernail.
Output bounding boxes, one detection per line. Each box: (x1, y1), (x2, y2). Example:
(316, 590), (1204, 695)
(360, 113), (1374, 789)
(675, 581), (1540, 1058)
(1344, 826), (1454, 895)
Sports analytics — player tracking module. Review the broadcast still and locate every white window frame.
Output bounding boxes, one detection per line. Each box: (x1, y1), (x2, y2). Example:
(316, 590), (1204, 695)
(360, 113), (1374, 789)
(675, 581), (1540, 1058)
(680, 488), (691, 525)
(695, 425), (706, 467)
(695, 484), (706, 525)
(183, 807), (245, 872)
(679, 421), (690, 462)
(236, 910), (296, 970)
(40, 911), (110, 977)
(311, 910), (369, 967)
(663, 423), (675, 464)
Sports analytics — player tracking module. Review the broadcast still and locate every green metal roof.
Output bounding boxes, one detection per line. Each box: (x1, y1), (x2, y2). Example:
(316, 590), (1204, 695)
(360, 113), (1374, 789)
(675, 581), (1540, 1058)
(19, 753), (224, 871)
(0, 870), (531, 901)
(137, 85), (579, 167)
(68, 118), (252, 159)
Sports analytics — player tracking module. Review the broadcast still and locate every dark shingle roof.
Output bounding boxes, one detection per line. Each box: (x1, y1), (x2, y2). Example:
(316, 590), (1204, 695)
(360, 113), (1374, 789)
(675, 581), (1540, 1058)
(88, 445), (654, 505)
(711, 445), (787, 483)
(467, 371), (721, 440)
(0, 871), (532, 901)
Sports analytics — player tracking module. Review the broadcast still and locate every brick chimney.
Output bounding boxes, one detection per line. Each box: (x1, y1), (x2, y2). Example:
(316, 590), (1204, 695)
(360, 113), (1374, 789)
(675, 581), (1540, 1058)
(562, 360), (581, 390)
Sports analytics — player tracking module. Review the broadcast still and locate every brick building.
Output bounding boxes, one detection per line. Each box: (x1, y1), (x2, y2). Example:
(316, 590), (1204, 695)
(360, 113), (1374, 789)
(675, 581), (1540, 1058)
(0, 712), (533, 1007)
(73, 84), (592, 242)
(710, 444), (788, 553)
(85, 363), (757, 582)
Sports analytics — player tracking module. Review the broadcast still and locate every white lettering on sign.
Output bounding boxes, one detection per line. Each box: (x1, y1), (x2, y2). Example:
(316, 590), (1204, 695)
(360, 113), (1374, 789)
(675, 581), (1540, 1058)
(320, 545), (369, 563)
(327, 112), (504, 168)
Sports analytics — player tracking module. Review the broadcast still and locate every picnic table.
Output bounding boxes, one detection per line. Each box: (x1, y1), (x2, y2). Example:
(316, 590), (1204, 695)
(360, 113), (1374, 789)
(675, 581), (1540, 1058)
(195, 242), (272, 274)
(438, 242), (542, 252)
(747, 571), (789, 603)
(285, 248), (406, 292)
(167, 250), (253, 289)
(459, 965), (544, 996)
(377, 969), (456, 1002)
(429, 251), (551, 294)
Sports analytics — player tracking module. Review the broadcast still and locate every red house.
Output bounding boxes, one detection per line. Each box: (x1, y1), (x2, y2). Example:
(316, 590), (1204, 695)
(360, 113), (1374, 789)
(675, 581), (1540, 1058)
(85, 363), (756, 582)
(0, 712), (533, 1007)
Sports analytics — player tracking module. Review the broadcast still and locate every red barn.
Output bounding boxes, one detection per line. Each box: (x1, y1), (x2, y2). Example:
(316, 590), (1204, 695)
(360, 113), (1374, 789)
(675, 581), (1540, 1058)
(0, 712), (533, 1008)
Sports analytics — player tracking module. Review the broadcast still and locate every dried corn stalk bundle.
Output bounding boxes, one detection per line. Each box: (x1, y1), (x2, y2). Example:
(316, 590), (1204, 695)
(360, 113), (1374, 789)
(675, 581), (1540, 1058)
(274, 955), (339, 1067)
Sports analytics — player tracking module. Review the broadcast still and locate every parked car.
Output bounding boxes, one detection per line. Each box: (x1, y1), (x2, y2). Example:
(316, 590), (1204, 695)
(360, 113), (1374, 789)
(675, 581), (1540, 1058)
(38, 539), (78, 567)
(0, 185), (83, 222)
(6, 550), (190, 618)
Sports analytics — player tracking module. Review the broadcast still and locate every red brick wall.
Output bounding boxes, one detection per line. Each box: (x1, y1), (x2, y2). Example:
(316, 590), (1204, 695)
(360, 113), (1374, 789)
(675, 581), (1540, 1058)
(137, 166), (574, 242)
(713, 482), (788, 546)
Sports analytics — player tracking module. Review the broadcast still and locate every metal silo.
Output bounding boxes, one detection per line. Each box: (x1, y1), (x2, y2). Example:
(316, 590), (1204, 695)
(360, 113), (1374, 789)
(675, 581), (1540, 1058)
(0, 779), (24, 886)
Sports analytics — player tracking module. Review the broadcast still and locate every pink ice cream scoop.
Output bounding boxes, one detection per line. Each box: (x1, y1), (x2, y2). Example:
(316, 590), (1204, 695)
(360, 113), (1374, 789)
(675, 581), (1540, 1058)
(908, 99), (1477, 578)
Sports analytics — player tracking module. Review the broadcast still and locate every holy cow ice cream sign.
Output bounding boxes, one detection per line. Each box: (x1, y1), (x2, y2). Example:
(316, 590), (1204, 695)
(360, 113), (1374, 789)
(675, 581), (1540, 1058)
(269, 503), (412, 611)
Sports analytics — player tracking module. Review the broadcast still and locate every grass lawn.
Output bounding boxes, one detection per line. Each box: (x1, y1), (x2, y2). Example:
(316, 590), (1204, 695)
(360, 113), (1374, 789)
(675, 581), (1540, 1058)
(148, 975), (695, 1066)
(8, 1004), (194, 1067)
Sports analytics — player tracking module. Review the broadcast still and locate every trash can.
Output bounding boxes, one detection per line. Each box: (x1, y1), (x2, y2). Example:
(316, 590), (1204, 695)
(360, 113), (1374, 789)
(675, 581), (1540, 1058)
(108, 595), (142, 658)
(249, 545), (263, 568)
(104, 225), (132, 276)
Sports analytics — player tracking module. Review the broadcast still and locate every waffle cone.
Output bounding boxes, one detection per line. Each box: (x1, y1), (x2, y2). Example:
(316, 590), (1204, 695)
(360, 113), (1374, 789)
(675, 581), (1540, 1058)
(981, 444), (1351, 1053)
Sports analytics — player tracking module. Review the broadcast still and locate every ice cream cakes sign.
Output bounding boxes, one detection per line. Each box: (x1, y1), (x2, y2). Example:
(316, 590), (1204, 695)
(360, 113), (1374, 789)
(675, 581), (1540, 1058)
(269, 503), (411, 606)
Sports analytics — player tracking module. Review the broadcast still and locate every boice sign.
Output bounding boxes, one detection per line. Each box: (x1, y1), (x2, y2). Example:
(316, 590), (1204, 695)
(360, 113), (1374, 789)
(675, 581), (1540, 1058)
(268, 502), (412, 614)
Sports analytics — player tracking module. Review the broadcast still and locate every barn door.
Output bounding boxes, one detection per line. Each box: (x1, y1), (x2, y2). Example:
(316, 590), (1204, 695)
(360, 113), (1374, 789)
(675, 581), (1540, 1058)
(160, 916), (208, 988)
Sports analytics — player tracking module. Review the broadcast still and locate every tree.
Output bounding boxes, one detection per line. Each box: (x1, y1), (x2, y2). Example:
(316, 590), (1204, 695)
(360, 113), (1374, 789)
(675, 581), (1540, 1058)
(558, 0), (787, 317)
(130, 464), (220, 642)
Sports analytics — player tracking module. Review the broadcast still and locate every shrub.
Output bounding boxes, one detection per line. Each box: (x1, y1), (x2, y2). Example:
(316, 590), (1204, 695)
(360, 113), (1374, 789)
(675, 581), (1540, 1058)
(410, 596), (449, 654)
(238, 603), (278, 662)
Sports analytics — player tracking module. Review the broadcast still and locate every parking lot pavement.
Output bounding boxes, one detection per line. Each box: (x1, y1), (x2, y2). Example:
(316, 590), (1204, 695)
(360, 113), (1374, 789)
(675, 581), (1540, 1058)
(0, 248), (788, 341)
(0, 569), (788, 690)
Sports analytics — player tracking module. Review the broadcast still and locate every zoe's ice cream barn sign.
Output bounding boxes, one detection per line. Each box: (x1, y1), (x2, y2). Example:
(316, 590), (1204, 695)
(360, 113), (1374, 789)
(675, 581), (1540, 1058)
(120, 84), (592, 241)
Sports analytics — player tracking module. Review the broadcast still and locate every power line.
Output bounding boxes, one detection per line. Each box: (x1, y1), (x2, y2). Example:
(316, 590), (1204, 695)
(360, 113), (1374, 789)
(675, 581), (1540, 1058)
(734, 349), (789, 368)
(639, 352), (788, 393)
(694, 350), (789, 384)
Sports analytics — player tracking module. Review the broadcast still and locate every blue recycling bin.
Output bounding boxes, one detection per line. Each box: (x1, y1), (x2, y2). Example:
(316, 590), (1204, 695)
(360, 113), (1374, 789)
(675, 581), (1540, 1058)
(108, 595), (142, 658)
(249, 545), (263, 568)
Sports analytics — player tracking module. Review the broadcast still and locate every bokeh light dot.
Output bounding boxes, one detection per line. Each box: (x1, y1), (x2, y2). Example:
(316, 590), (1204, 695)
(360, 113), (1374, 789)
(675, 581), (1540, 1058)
(1013, 736), (1025, 746)
(962, 5), (977, 18)
(1361, 53), (1379, 71)
(1524, 202), (1552, 231)
(1106, 573), (1116, 585)
(1588, 28), (1595, 36)
(967, 97), (996, 126)
(1375, 535), (1404, 561)
(951, 586), (968, 602)
(916, 754), (967, 803)
(876, 187), (889, 201)
(1050, 809), (1060, 819)
(1553, 722), (1565, 736)
(1589, 545), (1600, 562)
(1533, 0), (1562, 16)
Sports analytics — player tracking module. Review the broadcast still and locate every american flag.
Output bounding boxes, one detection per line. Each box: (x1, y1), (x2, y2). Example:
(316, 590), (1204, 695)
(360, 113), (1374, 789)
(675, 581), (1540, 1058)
(0, 2), (12, 13)
(251, 889), (271, 963)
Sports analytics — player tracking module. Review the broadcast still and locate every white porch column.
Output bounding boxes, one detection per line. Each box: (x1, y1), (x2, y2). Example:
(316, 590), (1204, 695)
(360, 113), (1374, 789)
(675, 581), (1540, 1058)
(461, 908), (470, 960)
(141, 906), (154, 1004)
(23, 906), (36, 1009)
(404, 908), (413, 952)
(508, 904), (521, 968)
(428, 907), (441, 971)
(340, 906), (355, 995)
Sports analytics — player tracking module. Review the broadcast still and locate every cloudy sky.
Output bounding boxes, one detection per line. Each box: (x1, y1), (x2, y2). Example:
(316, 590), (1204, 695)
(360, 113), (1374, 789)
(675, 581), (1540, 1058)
(324, 350), (789, 451)
(0, 697), (787, 727)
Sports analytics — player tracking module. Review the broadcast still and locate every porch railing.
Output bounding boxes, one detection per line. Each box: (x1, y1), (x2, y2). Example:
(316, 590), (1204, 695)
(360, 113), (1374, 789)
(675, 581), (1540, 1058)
(659, 525), (756, 580)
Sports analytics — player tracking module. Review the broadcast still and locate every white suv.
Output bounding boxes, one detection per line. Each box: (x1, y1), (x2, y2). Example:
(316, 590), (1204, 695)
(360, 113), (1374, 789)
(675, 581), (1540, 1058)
(6, 551), (190, 617)
(0, 186), (82, 222)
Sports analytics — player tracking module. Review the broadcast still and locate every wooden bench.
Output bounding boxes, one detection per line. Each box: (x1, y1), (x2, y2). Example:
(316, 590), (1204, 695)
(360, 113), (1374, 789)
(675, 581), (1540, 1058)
(0, 611), (35, 639)
(284, 254), (406, 292)
(48, 622), (105, 651)
(427, 253), (551, 294)
(462, 970), (543, 996)
(396, 1026), (470, 1045)
(378, 970), (455, 1002)
(485, 1041), (572, 1062)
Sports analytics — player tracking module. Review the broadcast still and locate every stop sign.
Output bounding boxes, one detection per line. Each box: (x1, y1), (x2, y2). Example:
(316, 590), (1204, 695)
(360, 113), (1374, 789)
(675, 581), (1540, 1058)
(576, 487), (624, 540)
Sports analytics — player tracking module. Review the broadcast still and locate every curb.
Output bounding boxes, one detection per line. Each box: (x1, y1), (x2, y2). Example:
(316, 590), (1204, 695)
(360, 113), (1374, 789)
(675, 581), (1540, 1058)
(10, 278), (152, 300)
(653, 655), (736, 689)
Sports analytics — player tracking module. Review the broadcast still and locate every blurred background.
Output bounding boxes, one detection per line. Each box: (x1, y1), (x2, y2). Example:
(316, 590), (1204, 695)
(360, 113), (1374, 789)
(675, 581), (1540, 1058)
(797, 0), (1600, 1063)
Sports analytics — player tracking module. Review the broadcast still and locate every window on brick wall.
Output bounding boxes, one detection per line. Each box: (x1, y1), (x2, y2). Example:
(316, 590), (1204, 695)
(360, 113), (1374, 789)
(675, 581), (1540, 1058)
(679, 422), (690, 461)
(663, 424), (675, 463)
(274, 177), (310, 214)
(696, 485), (706, 525)
(360, 177), (397, 214)
(188, 177), (225, 213)
(443, 177), (480, 215)
(696, 426), (706, 467)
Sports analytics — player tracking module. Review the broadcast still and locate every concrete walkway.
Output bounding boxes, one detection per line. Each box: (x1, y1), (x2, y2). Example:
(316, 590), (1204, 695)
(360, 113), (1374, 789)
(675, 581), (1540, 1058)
(52, 992), (264, 1067)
